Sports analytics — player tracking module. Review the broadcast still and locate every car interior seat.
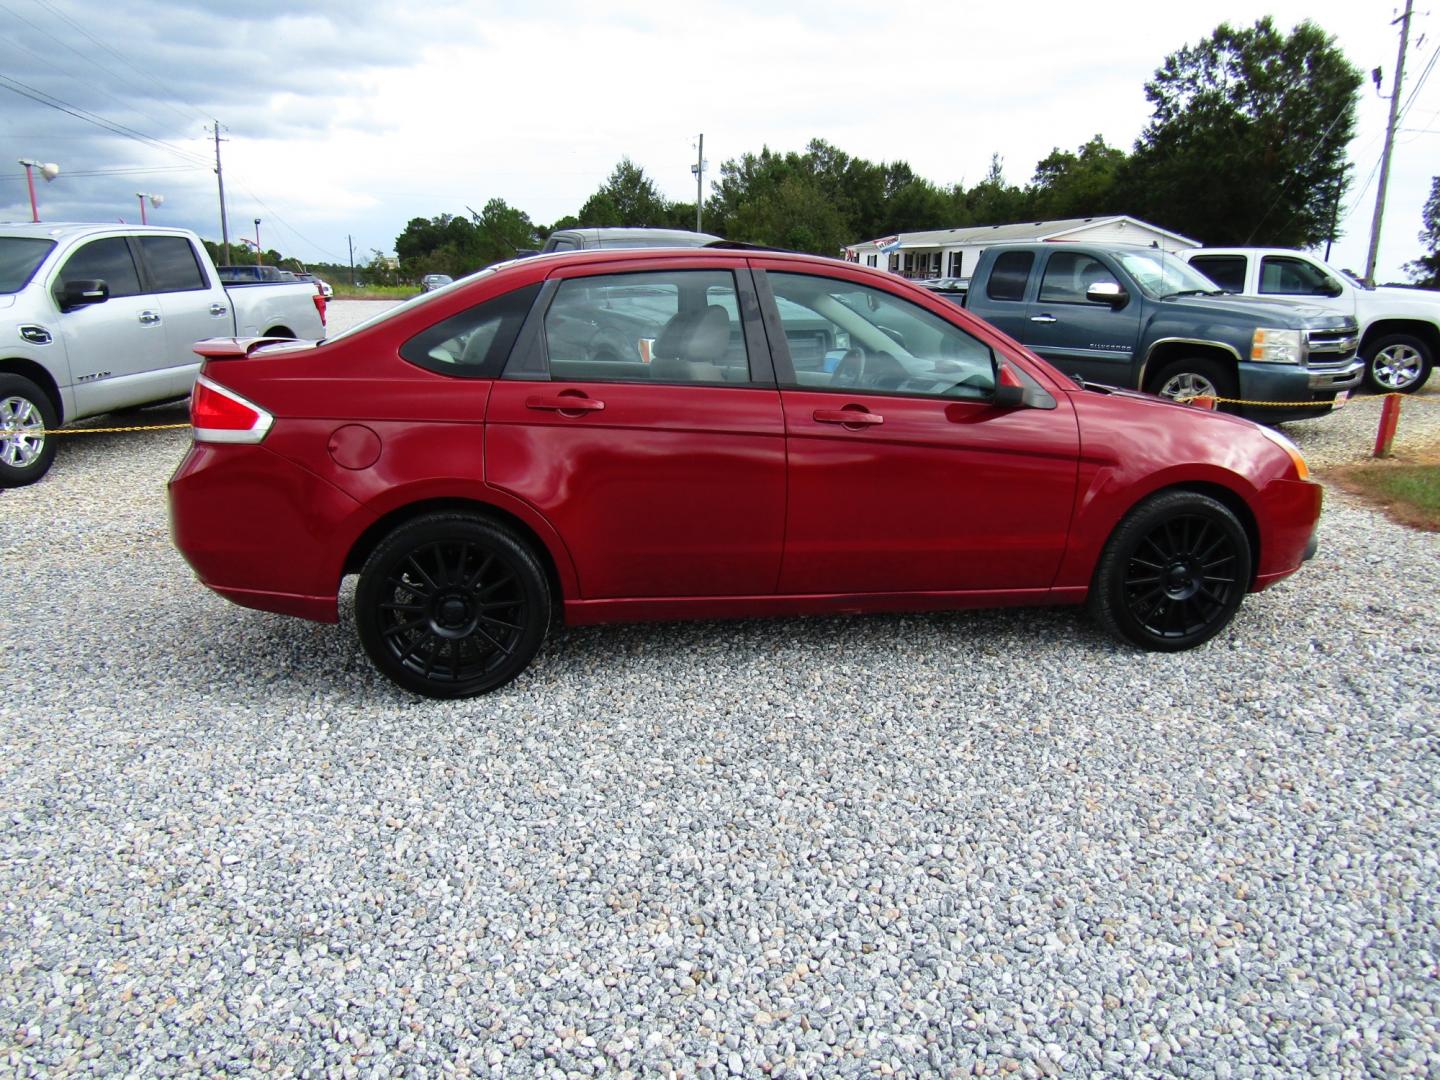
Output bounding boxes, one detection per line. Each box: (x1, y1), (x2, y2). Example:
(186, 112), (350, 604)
(650, 305), (732, 382)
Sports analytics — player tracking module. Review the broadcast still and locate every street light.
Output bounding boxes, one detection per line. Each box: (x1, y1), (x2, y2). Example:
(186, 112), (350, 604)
(18, 159), (60, 223)
(136, 192), (163, 225)
(254, 218), (262, 266)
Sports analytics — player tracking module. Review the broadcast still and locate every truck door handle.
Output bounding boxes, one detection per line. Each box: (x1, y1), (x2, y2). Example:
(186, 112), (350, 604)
(210, 303), (228, 316)
(1030, 314), (1057, 324)
(526, 394), (605, 414)
(138, 311), (162, 325)
(813, 408), (883, 426)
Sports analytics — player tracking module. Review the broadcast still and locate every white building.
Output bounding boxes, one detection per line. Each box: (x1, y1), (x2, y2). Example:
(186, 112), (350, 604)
(844, 216), (1201, 280)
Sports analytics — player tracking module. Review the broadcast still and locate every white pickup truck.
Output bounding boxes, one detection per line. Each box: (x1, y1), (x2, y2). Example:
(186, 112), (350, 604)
(0, 223), (327, 486)
(1179, 247), (1440, 394)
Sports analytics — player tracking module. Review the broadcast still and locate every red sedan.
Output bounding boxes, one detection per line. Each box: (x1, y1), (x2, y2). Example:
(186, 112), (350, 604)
(169, 247), (1321, 697)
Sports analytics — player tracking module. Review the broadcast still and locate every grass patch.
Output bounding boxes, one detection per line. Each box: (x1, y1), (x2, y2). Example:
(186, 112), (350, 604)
(329, 283), (416, 300)
(1326, 460), (1440, 531)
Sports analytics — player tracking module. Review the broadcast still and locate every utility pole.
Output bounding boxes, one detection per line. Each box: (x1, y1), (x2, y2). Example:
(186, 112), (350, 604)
(208, 121), (230, 259)
(348, 234), (355, 285)
(1364, 0), (1413, 285)
(692, 133), (705, 233)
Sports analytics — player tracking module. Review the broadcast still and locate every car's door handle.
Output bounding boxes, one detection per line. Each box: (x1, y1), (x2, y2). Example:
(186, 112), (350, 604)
(526, 395), (605, 413)
(813, 408), (883, 426)
(210, 303), (228, 316)
(138, 310), (162, 325)
(1030, 314), (1057, 324)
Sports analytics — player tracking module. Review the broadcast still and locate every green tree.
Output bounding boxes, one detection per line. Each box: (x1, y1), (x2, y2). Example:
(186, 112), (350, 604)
(1124, 17), (1361, 246)
(577, 158), (670, 226)
(1405, 177), (1440, 288)
(472, 198), (538, 264)
(1029, 136), (1128, 220)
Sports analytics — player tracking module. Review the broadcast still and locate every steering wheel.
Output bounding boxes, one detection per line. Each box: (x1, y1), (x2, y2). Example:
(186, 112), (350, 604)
(830, 347), (864, 387)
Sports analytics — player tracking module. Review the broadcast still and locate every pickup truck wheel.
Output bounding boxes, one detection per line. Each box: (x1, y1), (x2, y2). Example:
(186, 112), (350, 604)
(1363, 334), (1432, 394)
(356, 513), (551, 698)
(0, 374), (58, 488)
(1148, 358), (1238, 409)
(1089, 490), (1251, 652)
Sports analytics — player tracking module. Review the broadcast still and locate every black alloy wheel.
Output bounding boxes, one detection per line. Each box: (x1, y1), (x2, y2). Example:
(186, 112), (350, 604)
(356, 514), (550, 697)
(1089, 491), (1252, 651)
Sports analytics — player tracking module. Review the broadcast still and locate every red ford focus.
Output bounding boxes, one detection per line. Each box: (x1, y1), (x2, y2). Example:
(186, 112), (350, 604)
(169, 247), (1320, 697)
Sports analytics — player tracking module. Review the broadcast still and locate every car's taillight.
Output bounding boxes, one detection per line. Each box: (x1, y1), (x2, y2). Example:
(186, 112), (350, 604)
(313, 291), (327, 326)
(190, 374), (273, 443)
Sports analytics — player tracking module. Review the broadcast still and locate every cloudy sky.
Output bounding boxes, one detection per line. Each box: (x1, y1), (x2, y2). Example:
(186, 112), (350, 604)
(1, 0), (1435, 280)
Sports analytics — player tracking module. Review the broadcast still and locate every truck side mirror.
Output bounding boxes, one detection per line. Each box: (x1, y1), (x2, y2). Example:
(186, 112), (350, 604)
(1085, 281), (1129, 308)
(57, 279), (109, 312)
(1323, 279), (1344, 298)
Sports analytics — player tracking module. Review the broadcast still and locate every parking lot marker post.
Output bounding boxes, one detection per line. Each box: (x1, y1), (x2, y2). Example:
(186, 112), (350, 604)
(1373, 394), (1402, 457)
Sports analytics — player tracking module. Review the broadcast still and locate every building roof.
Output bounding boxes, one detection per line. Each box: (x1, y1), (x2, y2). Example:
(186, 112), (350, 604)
(848, 216), (1199, 252)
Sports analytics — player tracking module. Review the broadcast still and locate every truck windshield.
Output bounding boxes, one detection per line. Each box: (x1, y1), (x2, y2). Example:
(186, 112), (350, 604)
(1114, 249), (1223, 299)
(0, 238), (56, 294)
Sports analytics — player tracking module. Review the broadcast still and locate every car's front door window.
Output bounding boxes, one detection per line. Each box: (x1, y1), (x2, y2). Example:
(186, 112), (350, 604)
(766, 272), (996, 400)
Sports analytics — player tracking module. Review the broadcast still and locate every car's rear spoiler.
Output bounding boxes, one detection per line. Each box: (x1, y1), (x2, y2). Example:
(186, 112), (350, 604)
(193, 336), (310, 360)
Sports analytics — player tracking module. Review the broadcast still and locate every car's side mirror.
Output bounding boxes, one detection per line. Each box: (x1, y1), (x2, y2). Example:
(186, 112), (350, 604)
(57, 279), (109, 311)
(993, 382), (1026, 408)
(991, 359), (1058, 410)
(1322, 279), (1343, 298)
(1085, 281), (1129, 308)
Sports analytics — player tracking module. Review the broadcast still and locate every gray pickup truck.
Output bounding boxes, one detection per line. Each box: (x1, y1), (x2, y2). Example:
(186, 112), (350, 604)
(0, 223), (327, 486)
(961, 242), (1363, 421)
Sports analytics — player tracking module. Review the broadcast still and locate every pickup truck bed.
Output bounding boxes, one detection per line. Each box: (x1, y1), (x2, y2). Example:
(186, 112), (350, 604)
(0, 223), (327, 486)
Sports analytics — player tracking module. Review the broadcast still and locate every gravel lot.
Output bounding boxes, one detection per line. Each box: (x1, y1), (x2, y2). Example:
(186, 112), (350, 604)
(1, 302), (1437, 1078)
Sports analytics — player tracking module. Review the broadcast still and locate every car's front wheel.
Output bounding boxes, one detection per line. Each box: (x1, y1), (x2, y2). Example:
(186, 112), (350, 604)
(356, 513), (551, 697)
(1147, 357), (1238, 408)
(1362, 333), (1433, 394)
(1089, 491), (1252, 651)
(0, 374), (58, 488)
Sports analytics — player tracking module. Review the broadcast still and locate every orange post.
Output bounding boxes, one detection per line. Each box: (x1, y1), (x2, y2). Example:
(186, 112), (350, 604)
(1373, 394), (1402, 457)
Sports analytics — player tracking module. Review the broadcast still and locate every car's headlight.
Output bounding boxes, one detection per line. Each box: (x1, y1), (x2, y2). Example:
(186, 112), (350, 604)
(1259, 425), (1310, 480)
(1251, 328), (1306, 364)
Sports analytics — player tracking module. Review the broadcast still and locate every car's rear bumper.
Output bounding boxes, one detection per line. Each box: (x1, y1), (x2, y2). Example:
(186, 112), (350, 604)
(169, 442), (369, 623)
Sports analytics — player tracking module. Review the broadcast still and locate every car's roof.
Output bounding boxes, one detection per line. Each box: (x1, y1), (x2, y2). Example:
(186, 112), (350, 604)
(0, 221), (196, 240)
(551, 227), (722, 243)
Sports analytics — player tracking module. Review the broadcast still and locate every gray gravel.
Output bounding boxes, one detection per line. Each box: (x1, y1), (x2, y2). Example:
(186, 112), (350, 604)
(1, 303), (1437, 1077)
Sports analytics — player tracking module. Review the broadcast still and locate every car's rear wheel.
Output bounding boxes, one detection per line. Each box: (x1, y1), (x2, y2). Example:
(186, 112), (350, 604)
(356, 513), (551, 697)
(1362, 333), (1433, 394)
(1089, 491), (1252, 651)
(1148, 357), (1238, 409)
(0, 374), (58, 488)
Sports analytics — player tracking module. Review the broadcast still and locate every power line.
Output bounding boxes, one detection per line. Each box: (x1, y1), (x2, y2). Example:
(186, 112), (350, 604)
(28, 0), (211, 130)
(0, 73), (211, 166)
(0, 0), (203, 140)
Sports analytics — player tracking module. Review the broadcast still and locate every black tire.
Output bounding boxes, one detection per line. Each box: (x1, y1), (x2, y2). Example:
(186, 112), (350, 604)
(1088, 491), (1252, 652)
(265, 326), (296, 339)
(1146, 357), (1238, 408)
(356, 513), (551, 698)
(0, 374), (58, 488)
(1362, 333), (1433, 394)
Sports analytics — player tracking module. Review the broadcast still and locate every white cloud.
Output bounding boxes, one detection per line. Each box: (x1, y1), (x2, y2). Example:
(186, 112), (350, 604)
(0, 0), (1434, 279)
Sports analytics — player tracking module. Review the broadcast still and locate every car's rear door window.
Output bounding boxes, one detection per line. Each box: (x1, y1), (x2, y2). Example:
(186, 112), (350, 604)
(1188, 255), (1247, 293)
(139, 235), (210, 292)
(540, 270), (752, 385)
(985, 251), (1034, 302)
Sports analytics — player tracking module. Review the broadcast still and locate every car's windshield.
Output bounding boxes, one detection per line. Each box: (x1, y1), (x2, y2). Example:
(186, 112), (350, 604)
(1114, 249), (1224, 298)
(0, 237), (56, 294)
